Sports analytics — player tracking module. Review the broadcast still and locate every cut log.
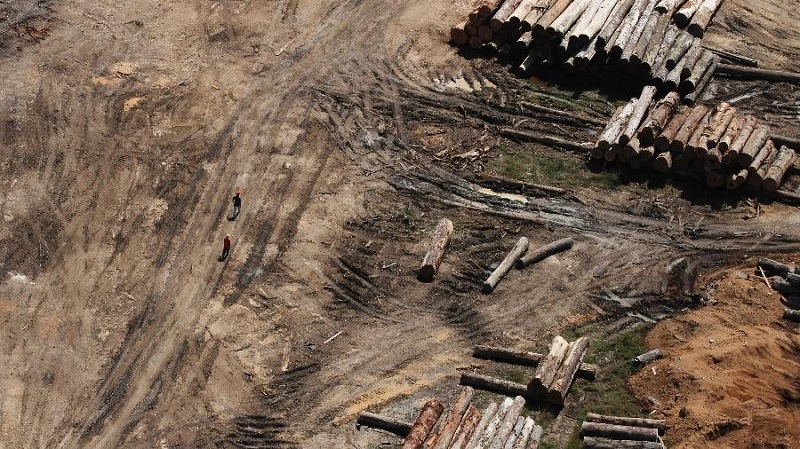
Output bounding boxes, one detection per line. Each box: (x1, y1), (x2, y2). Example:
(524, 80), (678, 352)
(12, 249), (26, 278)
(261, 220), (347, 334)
(478, 397), (515, 447)
(654, 106), (689, 151)
(509, 0), (540, 29)
(696, 102), (730, 153)
(717, 114), (743, 154)
(448, 406), (482, 449)
(401, 400), (444, 449)
(528, 336), (569, 396)
(633, 348), (662, 364)
(758, 258), (793, 277)
(671, 104), (709, 152)
(620, 85), (658, 145)
(748, 139), (776, 175)
(477, 0), (506, 17)
(609, 0), (649, 58)
(515, 31), (535, 52)
(580, 422), (661, 442)
(526, 425), (544, 449)
(621, 0), (659, 63)
(547, 337), (590, 405)
(715, 64), (800, 84)
(596, 0), (637, 49)
(499, 128), (593, 153)
(681, 54), (717, 104)
(655, 0), (680, 14)
(547, 0), (592, 38)
(532, 0), (575, 36)
(482, 237), (530, 293)
(638, 91), (681, 144)
(726, 168), (748, 190)
(722, 115), (756, 164)
(566, 0), (604, 48)
(357, 412), (413, 437)
(702, 45), (759, 67)
(679, 39), (704, 79)
(512, 417), (536, 449)
(640, 12), (672, 73)
(503, 416), (526, 449)
(418, 218), (454, 282)
(785, 308), (800, 323)
(516, 237), (575, 268)
(748, 146), (779, 187)
(763, 146), (795, 191)
(737, 124), (770, 167)
(491, 0), (525, 31)
(639, 145), (656, 163)
(460, 373), (528, 397)
(653, 151), (673, 172)
(574, 0), (621, 49)
(596, 99), (638, 150)
(673, 0), (701, 28)
(451, 21), (470, 46)
(620, 137), (642, 162)
(687, 0), (723, 38)
(430, 387), (475, 449)
(473, 345), (598, 380)
(585, 413), (666, 434)
(464, 402), (499, 449)
(582, 436), (665, 449)
(487, 396), (527, 449)
(521, 0), (554, 32)
(629, 9), (661, 66)
(664, 31), (694, 70)
(651, 25), (679, 74)
(772, 277), (800, 296)
(663, 52), (688, 92)
(704, 104), (736, 149)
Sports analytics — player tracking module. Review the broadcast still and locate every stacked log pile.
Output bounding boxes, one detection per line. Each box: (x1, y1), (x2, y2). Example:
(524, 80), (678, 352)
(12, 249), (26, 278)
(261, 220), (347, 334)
(591, 86), (796, 191)
(580, 413), (667, 448)
(450, 0), (723, 99)
(756, 258), (800, 322)
(526, 336), (590, 405)
(357, 387), (546, 448)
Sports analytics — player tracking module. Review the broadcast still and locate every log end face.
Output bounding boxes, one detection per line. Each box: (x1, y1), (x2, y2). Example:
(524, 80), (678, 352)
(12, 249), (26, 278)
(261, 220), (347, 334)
(481, 283), (494, 294)
(417, 266), (435, 283)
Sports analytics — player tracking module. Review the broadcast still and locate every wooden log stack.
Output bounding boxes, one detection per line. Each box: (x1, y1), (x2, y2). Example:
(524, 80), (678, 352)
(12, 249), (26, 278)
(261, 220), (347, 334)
(581, 413), (667, 448)
(527, 335), (591, 405)
(451, 0), (724, 99)
(591, 86), (796, 191)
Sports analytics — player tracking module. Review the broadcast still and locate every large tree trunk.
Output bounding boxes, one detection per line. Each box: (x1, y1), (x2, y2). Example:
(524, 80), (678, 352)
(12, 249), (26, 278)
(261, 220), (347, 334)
(621, 0), (659, 63)
(687, 0), (723, 38)
(585, 413), (666, 434)
(596, 0), (637, 49)
(582, 436), (665, 449)
(532, 0), (576, 36)
(758, 257), (794, 277)
(357, 412), (413, 437)
(521, 0), (554, 32)
(464, 402), (499, 449)
(477, 0), (506, 17)
(418, 218), (454, 282)
(491, 0), (525, 31)
(664, 31), (694, 70)
(748, 139), (776, 175)
(654, 106), (689, 151)
(673, 0), (701, 28)
(575, 0), (621, 48)
(461, 373), (528, 397)
(679, 39), (704, 79)
(762, 145), (795, 191)
(502, 416), (526, 449)
(509, 0), (540, 29)
(488, 396), (527, 449)
(640, 11), (672, 73)
(482, 237), (530, 293)
(526, 424), (544, 449)
(726, 168), (748, 190)
(784, 308), (800, 323)
(528, 336), (569, 396)
(448, 406), (482, 449)
(547, 0), (592, 39)
(748, 146), (779, 187)
(473, 345), (598, 379)
(620, 85), (658, 145)
(681, 53), (717, 104)
(737, 124), (770, 166)
(671, 104), (709, 152)
(638, 91), (681, 144)
(596, 99), (638, 150)
(629, 10), (661, 65)
(651, 25), (679, 75)
(580, 422), (661, 442)
(609, 0), (649, 58)
(694, 102), (728, 155)
(429, 387), (475, 449)
(566, 0), (604, 48)
(516, 237), (575, 268)
(402, 400), (444, 449)
(547, 337), (590, 405)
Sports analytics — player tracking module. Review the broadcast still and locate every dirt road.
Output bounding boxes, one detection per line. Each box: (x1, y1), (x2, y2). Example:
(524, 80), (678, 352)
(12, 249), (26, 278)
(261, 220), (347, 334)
(1, 0), (800, 448)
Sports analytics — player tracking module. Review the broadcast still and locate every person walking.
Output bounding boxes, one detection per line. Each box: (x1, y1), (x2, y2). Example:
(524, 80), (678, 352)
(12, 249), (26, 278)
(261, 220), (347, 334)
(220, 234), (231, 261)
(230, 191), (242, 220)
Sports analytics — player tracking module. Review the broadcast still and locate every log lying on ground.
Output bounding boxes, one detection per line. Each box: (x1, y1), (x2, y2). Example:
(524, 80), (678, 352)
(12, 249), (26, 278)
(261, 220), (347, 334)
(491, 0), (525, 31)
(528, 424), (544, 449)
(580, 422), (661, 442)
(748, 146), (778, 187)
(418, 218), (454, 282)
(738, 125), (770, 166)
(722, 115), (756, 164)
(516, 237), (575, 268)
(474, 173), (566, 195)
(664, 31), (694, 70)
(585, 413), (666, 434)
(357, 412), (414, 437)
(473, 345), (598, 380)
(671, 104), (709, 152)
(772, 277), (800, 295)
(508, 0), (540, 29)
(673, 0), (701, 28)
(717, 114), (743, 154)
(703, 45), (758, 67)
(697, 102), (730, 151)
(679, 40), (704, 79)
(641, 12), (672, 73)
(596, 99), (638, 151)
(499, 128), (593, 153)
(687, 0), (723, 37)
(528, 336), (569, 397)
(715, 64), (800, 84)
(482, 237), (530, 293)
(638, 91), (681, 144)
(596, 0), (637, 48)
(521, 0), (552, 32)
(575, 0), (621, 48)
(682, 53), (717, 104)
(461, 372), (528, 397)
(502, 416), (525, 449)
(464, 402), (499, 449)
(621, 0), (659, 63)
(757, 258), (793, 277)
(763, 145), (795, 191)
(487, 396), (527, 449)
(431, 387), (475, 449)
(478, 397), (515, 446)
(511, 417), (536, 449)
(785, 308), (800, 323)
(621, 85), (658, 145)
(448, 406), (482, 449)
(633, 348), (662, 364)
(548, 337), (590, 405)
(582, 436), (665, 449)
(402, 400), (445, 449)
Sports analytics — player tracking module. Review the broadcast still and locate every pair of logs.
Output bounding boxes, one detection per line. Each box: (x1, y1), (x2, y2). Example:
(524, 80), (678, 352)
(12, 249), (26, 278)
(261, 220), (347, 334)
(585, 413), (666, 435)
(427, 387), (476, 449)
(473, 345), (598, 380)
(580, 421), (661, 442)
(460, 373), (528, 398)
(527, 336), (590, 404)
(402, 400), (445, 449)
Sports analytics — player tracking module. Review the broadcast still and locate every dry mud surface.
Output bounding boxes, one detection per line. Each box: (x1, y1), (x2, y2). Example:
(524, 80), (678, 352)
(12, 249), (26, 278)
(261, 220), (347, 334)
(0, 0), (799, 448)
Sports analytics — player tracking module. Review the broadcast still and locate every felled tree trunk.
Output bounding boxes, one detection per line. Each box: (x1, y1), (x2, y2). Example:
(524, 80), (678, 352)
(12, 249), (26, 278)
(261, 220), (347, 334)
(673, 0), (701, 28)
(621, 85), (658, 145)
(487, 396), (527, 449)
(654, 106), (689, 151)
(716, 64), (800, 83)
(653, 151), (673, 172)
(722, 115), (756, 164)
(418, 218), (454, 282)
(596, 0), (637, 49)
(580, 422), (661, 442)
(717, 114), (743, 153)
(748, 139), (776, 175)
(664, 31), (694, 70)
(585, 413), (666, 434)
(491, 0), (525, 31)
(687, 0), (723, 38)
(402, 400), (444, 449)
(473, 345), (598, 379)
(511, 418), (536, 449)
(482, 237), (530, 293)
(609, 0), (650, 58)
(547, 337), (590, 405)
(596, 99), (638, 150)
(582, 437), (665, 449)
(430, 387), (475, 449)
(758, 257), (793, 277)
(451, 21), (470, 46)
(762, 145), (795, 191)
(357, 412), (413, 437)
(737, 124), (770, 166)
(446, 406), (482, 449)
(547, 0), (592, 39)
(477, 0), (506, 17)
(640, 12), (672, 73)
(671, 104), (709, 152)
(527, 336), (569, 397)
(460, 373), (528, 397)
(784, 309), (800, 323)
(532, 0), (575, 36)
(478, 398), (515, 446)
(463, 402), (499, 449)
(622, 0), (659, 63)
(638, 91), (681, 144)
(704, 105), (736, 149)
(516, 237), (575, 268)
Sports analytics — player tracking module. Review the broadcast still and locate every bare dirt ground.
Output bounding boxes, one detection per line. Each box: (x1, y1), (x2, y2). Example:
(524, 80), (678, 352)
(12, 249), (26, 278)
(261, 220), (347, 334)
(0, 0), (799, 448)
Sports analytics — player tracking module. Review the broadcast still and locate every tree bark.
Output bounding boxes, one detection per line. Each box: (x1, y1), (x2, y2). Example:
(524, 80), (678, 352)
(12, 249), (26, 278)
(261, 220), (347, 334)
(402, 400), (445, 449)
(655, 0), (680, 14)
(516, 237), (575, 268)
(722, 115), (756, 164)
(532, 0), (576, 36)
(461, 373), (529, 397)
(512, 418), (536, 449)
(653, 151), (673, 172)
(622, 0), (659, 63)
(482, 237), (530, 293)
(717, 113), (743, 153)
(748, 139), (775, 175)
(687, 0), (723, 38)
(575, 0), (621, 49)
(451, 21), (470, 46)
(704, 105), (736, 149)
(429, 387), (475, 449)
(488, 396), (527, 449)
(478, 397), (515, 447)
(509, 0), (540, 29)
(620, 138), (642, 162)
(582, 436), (665, 449)
(526, 424), (544, 449)
(673, 0), (701, 28)
(620, 85), (658, 145)
(528, 336), (569, 397)
(448, 406), (482, 449)
(638, 91), (681, 144)
(737, 124), (770, 167)
(547, 0), (592, 39)
(596, 0), (637, 49)
(609, 0), (649, 59)
(596, 99), (638, 150)
(696, 102), (730, 153)
(665, 31), (694, 70)
(499, 128), (593, 153)
(473, 345), (598, 380)
(585, 413), (666, 434)
(491, 0), (525, 31)
(547, 337), (590, 405)
(521, 0), (554, 32)
(566, 0), (604, 49)
(715, 64), (800, 84)
(748, 145), (778, 187)
(630, 10), (661, 65)
(654, 106), (689, 151)
(763, 145), (795, 191)
(640, 12), (671, 73)
(418, 218), (454, 282)
(503, 416), (526, 449)
(726, 168), (748, 190)
(580, 422), (661, 442)
(464, 402), (499, 449)
(633, 348), (663, 364)
(681, 53), (717, 104)
(651, 25), (679, 76)
(679, 39), (704, 79)
(671, 104), (709, 152)
(357, 412), (413, 437)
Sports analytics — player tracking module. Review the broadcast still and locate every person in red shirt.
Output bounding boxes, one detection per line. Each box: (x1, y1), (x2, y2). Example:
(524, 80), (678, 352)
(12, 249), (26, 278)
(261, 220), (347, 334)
(220, 234), (231, 261)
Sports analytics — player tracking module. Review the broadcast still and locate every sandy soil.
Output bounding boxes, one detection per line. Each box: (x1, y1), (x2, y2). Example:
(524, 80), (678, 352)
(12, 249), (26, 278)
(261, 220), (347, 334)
(0, 0), (799, 448)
